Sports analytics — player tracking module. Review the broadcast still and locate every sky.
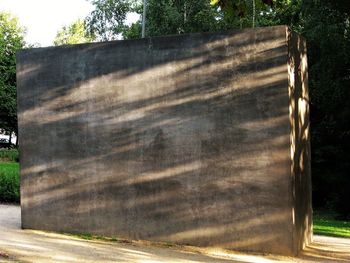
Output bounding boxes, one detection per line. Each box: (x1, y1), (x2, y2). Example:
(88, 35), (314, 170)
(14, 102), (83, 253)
(0, 0), (94, 47)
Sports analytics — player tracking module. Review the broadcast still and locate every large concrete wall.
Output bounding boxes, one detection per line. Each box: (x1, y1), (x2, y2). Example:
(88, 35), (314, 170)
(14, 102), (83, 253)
(17, 25), (312, 256)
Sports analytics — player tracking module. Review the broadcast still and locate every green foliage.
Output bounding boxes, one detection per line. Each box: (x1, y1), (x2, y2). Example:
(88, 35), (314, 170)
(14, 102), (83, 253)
(299, 0), (350, 218)
(0, 162), (20, 203)
(85, 0), (241, 39)
(121, 21), (142, 39)
(85, 0), (138, 41)
(54, 19), (94, 46)
(210, 0), (275, 28)
(256, 0), (303, 29)
(0, 149), (19, 162)
(145, 0), (221, 36)
(0, 12), (25, 136)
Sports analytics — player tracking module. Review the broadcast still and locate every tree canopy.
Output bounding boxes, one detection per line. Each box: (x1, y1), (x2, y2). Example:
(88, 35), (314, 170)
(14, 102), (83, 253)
(300, 0), (350, 218)
(85, 0), (137, 41)
(85, 0), (242, 40)
(0, 12), (25, 139)
(83, 0), (304, 38)
(54, 19), (94, 46)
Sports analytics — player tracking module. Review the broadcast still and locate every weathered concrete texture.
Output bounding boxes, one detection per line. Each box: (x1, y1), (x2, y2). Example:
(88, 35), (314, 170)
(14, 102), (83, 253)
(17, 25), (312, 256)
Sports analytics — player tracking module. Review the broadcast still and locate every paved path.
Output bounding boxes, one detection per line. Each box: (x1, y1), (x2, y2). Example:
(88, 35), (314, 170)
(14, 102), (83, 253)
(0, 205), (349, 262)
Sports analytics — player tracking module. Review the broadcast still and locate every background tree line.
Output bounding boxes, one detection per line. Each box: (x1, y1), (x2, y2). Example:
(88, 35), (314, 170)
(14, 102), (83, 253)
(0, 12), (25, 145)
(1, 0), (349, 217)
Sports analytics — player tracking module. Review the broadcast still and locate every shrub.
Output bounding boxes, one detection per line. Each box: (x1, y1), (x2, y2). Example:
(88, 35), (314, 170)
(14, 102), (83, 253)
(0, 149), (19, 162)
(0, 162), (20, 203)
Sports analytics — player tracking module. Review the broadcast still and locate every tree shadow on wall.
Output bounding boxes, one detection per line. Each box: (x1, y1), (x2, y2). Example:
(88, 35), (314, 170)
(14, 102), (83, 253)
(17, 26), (307, 255)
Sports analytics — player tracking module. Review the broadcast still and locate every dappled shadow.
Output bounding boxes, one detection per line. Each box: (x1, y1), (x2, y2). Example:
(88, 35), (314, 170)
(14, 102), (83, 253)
(300, 235), (350, 262)
(287, 29), (312, 253)
(16, 25), (310, 255)
(0, 205), (244, 262)
(1, 206), (349, 262)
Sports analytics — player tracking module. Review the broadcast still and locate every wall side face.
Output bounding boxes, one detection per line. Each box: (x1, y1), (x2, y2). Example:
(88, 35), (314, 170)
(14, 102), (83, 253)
(287, 29), (313, 254)
(17, 26), (293, 255)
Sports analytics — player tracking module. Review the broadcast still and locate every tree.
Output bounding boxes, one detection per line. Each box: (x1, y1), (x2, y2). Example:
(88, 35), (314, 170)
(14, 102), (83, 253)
(85, 0), (137, 41)
(299, 0), (350, 218)
(85, 0), (238, 40)
(145, 0), (223, 36)
(0, 12), (26, 144)
(210, 0), (274, 28)
(54, 19), (94, 45)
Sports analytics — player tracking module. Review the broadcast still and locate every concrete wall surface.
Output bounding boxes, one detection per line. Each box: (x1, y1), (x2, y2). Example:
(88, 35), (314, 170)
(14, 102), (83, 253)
(17, 25), (312, 256)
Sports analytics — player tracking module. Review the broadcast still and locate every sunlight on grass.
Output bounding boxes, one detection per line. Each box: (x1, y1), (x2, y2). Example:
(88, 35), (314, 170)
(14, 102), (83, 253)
(0, 162), (19, 172)
(314, 217), (350, 238)
(0, 162), (20, 203)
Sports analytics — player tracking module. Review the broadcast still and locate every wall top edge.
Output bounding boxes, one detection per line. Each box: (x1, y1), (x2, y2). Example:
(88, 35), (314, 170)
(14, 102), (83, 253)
(16, 25), (289, 56)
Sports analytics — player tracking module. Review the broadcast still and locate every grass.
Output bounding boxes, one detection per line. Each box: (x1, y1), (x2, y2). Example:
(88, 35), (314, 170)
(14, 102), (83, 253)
(0, 149), (19, 162)
(69, 232), (133, 244)
(65, 232), (182, 249)
(0, 162), (20, 203)
(313, 213), (350, 238)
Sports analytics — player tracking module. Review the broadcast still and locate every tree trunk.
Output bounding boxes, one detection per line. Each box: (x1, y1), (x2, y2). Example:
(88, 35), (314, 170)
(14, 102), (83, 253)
(8, 131), (12, 146)
(252, 0), (255, 28)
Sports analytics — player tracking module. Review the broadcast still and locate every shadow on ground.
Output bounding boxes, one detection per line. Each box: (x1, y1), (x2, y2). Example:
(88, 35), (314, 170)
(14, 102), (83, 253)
(1, 205), (350, 262)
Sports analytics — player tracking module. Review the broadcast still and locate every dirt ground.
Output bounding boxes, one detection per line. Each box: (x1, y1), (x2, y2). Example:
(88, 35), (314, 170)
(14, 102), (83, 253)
(1, 204), (349, 262)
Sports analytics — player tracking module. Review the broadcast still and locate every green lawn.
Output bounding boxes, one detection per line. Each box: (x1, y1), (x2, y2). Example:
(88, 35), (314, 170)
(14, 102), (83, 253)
(0, 162), (20, 203)
(313, 214), (350, 238)
(0, 149), (19, 162)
